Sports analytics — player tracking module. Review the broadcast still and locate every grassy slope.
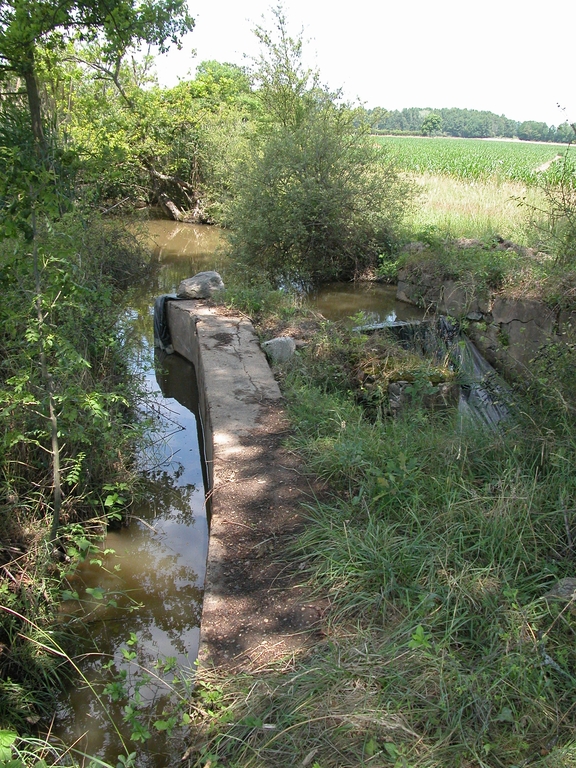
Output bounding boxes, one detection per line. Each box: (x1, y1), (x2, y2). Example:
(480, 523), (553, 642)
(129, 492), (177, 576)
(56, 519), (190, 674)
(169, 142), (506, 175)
(187, 150), (576, 768)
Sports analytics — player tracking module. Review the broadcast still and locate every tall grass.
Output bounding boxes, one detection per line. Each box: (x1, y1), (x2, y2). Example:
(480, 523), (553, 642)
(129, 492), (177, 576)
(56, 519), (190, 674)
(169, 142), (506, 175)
(404, 174), (543, 244)
(189, 321), (576, 768)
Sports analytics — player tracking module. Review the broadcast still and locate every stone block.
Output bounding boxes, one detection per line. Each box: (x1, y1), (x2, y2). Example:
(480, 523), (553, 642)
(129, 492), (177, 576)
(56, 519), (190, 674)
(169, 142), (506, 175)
(491, 297), (554, 332)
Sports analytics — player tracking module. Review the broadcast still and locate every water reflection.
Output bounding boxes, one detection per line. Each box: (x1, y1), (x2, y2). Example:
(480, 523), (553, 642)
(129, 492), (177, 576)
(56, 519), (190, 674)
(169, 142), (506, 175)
(305, 281), (424, 324)
(54, 224), (213, 767)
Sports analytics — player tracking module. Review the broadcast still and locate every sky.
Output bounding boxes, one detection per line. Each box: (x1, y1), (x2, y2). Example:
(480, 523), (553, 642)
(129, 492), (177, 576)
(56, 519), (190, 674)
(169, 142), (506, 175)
(153, 0), (576, 128)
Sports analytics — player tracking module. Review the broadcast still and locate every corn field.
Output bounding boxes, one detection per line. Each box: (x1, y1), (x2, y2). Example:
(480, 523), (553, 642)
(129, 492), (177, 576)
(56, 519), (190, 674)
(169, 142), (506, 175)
(376, 135), (576, 184)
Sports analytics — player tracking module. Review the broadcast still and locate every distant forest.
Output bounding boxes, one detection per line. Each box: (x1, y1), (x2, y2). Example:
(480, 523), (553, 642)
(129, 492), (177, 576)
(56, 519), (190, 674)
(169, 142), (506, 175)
(365, 106), (575, 143)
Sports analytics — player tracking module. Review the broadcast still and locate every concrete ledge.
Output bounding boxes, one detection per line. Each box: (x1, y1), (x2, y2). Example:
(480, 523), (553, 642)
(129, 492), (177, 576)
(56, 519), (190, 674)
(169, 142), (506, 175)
(166, 301), (321, 668)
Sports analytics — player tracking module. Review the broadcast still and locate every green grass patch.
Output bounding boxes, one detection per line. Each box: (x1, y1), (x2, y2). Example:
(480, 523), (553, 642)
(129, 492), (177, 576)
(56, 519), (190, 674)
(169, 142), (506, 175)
(404, 174), (542, 244)
(190, 310), (576, 768)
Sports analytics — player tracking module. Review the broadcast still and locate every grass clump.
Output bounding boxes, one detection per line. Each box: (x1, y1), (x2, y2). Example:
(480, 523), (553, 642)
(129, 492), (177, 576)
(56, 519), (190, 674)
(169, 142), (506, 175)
(393, 231), (527, 294)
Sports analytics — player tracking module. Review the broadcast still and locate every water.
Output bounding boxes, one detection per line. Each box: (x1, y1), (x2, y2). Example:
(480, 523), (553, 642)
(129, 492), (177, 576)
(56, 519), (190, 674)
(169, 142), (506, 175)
(305, 280), (425, 324)
(53, 220), (427, 765)
(54, 223), (221, 766)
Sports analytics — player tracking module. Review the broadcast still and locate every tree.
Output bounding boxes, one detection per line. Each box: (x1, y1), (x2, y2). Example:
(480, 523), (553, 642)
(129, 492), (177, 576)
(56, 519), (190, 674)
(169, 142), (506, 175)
(518, 120), (549, 142)
(226, 7), (413, 286)
(421, 113), (442, 136)
(0, 0), (194, 154)
(0, 0), (192, 542)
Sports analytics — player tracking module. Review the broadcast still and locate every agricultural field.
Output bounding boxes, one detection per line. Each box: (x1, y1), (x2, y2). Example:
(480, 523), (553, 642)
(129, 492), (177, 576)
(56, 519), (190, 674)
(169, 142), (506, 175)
(374, 136), (576, 243)
(377, 135), (575, 184)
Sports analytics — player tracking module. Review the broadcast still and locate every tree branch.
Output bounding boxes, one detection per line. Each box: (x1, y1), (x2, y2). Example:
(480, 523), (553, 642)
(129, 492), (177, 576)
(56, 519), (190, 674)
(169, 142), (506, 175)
(66, 54), (134, 107)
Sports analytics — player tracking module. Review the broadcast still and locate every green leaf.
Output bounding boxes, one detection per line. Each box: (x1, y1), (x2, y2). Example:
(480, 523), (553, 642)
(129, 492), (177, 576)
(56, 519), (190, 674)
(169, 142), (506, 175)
(60, 589), (79, 601)
(408, 624), (432, 650)
(0, 730), (17, 761)
(365, 736), (379, 757)
(85, 586), (105, 600)
(495, 707), (515, 723)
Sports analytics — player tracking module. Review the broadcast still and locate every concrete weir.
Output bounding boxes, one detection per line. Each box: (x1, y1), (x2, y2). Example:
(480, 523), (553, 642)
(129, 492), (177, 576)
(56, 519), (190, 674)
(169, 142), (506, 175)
(166, 301), (320, 668)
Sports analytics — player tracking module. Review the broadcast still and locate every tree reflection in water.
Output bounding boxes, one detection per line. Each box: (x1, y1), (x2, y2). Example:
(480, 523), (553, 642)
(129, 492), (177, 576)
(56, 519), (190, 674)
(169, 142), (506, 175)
(56, 345), (207, 767)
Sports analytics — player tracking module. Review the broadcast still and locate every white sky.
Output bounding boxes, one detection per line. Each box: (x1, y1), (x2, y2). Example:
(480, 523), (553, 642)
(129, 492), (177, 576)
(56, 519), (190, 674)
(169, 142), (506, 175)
(153, 0), (576, 128)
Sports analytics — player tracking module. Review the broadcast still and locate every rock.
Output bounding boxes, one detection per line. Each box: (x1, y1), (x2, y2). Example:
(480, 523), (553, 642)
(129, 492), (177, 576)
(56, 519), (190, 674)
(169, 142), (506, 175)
(261, 336), (296, 363)
(177, 271), (224, 299)
(544, 578), (576, 602)
(491, 297), (555, 330)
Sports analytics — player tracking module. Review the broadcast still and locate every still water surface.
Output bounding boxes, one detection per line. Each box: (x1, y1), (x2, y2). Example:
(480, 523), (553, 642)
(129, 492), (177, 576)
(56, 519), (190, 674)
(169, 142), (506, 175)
(54, 221), (422, 765)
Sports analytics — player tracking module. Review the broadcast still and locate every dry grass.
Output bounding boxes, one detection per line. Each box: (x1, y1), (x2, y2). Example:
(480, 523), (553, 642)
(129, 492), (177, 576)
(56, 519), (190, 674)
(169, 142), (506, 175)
(405, 173), (546, 244)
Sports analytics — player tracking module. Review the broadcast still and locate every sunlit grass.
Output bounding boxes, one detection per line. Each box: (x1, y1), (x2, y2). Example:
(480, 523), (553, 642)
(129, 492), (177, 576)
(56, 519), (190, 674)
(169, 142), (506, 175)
(188, 316), (576, 767)
(404, 173), (545, 244)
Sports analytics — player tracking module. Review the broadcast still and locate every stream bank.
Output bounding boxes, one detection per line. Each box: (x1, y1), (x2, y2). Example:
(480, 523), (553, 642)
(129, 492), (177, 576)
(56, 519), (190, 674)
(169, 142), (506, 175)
(396, 262), (576, 381)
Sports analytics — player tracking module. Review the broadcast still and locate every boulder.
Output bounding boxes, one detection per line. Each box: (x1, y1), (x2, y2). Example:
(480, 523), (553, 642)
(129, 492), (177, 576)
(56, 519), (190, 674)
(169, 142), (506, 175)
(177, 271), (224, 299)
(544, 578), (576, 603)
(388, 380), (460, 417)
(261, 336), (296, 363)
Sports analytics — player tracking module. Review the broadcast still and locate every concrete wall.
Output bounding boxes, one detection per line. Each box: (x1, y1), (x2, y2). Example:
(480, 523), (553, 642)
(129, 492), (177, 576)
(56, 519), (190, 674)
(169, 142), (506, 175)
(165, 300), (316, 668)
(397, 268), (575, 380)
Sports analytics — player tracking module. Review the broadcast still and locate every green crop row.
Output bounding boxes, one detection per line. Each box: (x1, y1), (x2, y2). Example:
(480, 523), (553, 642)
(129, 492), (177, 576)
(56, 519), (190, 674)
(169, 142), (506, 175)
(376, 135), (575, 184)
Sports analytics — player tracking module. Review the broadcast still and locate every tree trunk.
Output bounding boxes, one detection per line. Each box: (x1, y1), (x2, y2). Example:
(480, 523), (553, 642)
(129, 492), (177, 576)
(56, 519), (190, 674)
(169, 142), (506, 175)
(22, 47), (47, 157)
(31, 205), (62, 543)
(158, 193), (184, 222)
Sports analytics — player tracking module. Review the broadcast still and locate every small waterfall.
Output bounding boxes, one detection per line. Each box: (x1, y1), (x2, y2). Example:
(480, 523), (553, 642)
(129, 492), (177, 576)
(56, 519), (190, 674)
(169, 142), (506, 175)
(453, 333), (511, 428)
(355, 316), (511, 428)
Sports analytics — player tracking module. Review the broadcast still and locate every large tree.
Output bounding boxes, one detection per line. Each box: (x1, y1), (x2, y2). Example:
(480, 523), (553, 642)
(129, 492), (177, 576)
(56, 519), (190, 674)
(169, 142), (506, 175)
(0, 0), (194, 153)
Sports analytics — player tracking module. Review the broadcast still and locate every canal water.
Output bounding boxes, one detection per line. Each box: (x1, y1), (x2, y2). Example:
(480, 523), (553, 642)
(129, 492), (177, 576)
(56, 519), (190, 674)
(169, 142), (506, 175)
(54, 221), (423, 765)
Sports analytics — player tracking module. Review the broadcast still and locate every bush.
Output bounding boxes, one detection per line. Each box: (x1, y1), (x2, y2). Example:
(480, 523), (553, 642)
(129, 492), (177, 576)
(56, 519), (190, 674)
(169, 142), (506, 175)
(225, 9), (414, 286)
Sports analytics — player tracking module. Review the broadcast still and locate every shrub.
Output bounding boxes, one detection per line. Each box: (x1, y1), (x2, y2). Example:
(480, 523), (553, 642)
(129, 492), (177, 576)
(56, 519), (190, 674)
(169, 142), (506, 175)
(225, 8), (413, 286)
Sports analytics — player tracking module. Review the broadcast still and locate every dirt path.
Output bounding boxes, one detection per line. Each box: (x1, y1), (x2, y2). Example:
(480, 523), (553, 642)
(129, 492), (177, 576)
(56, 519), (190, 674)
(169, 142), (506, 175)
(167, 301), (326, 670)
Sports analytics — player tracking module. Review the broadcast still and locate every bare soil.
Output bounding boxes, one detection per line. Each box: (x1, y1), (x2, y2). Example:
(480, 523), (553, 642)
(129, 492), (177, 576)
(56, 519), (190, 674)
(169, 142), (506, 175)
(198, 400), (329, 671)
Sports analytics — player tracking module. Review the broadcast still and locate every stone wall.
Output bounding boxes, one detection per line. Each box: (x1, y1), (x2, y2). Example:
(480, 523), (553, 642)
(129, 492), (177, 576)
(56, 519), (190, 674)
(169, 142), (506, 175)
(397, 267), (575, 380)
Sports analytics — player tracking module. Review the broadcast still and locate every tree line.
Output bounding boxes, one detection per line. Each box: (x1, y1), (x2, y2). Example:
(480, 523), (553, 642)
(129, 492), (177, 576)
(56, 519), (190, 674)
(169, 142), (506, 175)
(365, 105), (575, 142)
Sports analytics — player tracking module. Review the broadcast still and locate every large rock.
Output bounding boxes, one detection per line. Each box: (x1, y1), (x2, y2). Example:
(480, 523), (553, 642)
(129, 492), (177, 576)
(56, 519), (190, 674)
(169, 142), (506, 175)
(177, 271), (224, 299)
(261, 336), (296, 363)
(438, 280), (490, 318)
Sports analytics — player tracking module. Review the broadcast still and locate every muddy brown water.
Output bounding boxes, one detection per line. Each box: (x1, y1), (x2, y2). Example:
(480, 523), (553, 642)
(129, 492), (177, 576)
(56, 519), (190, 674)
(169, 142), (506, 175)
(53, 221), (423, 765)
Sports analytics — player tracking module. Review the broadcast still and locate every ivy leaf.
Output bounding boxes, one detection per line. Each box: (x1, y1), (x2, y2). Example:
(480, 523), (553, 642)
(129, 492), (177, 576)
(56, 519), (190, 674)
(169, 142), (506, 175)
(0, 730), (17, 761)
